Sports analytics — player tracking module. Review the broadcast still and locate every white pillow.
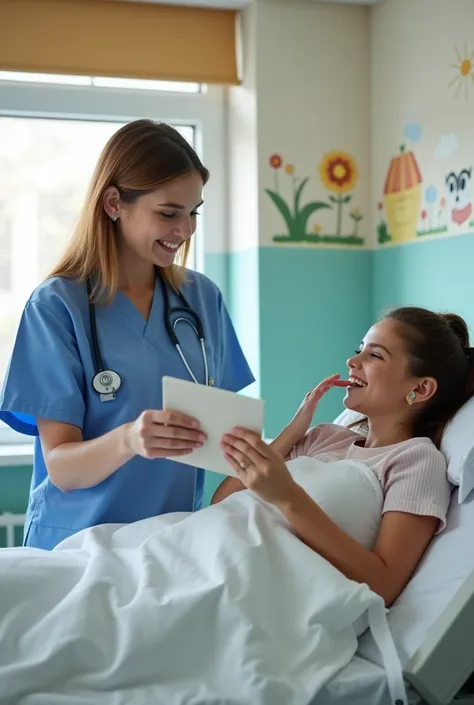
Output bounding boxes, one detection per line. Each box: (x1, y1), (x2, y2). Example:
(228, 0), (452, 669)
(333, 408), (365, 428)
(440, 395), (474, 502)
(332, 400), (474, 503)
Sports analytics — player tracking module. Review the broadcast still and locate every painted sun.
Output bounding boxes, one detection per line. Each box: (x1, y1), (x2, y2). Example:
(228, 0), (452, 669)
(448, 43), (474, 100)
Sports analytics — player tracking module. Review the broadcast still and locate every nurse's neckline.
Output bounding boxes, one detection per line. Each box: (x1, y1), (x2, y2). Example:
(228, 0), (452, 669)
(119, 281), (156, 322)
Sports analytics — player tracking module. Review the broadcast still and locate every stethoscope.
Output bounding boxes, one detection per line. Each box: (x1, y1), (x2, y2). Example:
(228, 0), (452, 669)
(87, 275), (213, 403)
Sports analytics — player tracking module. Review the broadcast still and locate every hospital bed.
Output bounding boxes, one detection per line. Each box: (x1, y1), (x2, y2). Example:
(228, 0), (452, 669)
(2, 497), (472, 705)
(315, 487), (474, 705)
(320, 403), (474, 705)
(1, 440), (473, 705)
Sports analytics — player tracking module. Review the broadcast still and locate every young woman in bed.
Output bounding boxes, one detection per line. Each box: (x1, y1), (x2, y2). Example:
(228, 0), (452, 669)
(216, 307), (474, 606)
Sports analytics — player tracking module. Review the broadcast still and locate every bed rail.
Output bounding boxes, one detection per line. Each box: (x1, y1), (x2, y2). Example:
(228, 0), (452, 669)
(404, 569), (474, 705)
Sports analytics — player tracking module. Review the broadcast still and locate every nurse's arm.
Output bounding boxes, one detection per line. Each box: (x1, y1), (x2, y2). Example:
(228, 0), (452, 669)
(38, 419), (136, 491)
(38, 410), (205, 491)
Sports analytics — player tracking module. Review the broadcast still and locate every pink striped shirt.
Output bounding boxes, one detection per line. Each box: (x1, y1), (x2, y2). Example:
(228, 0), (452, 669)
(289, 424), (452, 533)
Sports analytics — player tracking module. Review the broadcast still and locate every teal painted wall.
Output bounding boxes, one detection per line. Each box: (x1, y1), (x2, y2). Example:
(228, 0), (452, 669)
(373, 233), (474, 330)
(203, 252), (229, 304)
(259, 247), (372, 438)
(0, 465), (31, 513)
(205, 250), (260, 392)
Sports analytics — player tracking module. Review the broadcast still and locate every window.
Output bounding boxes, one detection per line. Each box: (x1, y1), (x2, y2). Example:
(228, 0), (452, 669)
(0, 116), (195, 406)
(0, 71), (201, 94)
(0, 74), (225, 447)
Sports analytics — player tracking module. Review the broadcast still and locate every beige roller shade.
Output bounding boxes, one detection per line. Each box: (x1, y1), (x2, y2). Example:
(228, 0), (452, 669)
(0, 0), (240, 85)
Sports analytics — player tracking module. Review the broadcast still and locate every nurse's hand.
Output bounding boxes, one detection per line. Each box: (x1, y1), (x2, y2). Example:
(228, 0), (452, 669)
(221, 428), (298, 506)
(125, 410), (207, 459)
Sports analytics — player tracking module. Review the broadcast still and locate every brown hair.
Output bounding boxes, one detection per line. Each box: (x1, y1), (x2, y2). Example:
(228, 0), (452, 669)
(48, 119), (209, 299)
(385, 307), (474, 445)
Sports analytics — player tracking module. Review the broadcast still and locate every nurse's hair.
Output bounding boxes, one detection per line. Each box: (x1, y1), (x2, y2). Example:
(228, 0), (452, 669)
(47, 119), (209, 298)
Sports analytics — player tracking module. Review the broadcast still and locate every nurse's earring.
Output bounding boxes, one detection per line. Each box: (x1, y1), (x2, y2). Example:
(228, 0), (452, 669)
(406, 391), (416, 406)
(110, 215), (119, 222)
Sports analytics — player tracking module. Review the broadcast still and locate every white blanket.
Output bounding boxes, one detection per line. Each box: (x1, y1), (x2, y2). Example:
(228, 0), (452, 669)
(0, 458), (406, 705)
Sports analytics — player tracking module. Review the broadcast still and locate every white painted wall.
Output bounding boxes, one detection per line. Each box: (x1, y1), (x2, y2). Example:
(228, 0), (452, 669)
(227, 0), (371, 252)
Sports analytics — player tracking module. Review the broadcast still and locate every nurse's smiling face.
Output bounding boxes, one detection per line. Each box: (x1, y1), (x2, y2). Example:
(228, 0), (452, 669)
(109, 171), (204, 269)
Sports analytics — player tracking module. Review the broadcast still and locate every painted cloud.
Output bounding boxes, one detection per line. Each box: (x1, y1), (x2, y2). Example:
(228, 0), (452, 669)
(434, 133), (459, 159)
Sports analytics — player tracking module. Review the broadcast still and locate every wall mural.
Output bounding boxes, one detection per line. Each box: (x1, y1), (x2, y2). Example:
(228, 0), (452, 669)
(380, 144), (423, 244)
(266, 151), (364, 246)
(445, 168), (472, 225)
(417, 182), (450, 238)
(377, 122), (474, 246)
(435, 133), (458, 160)
(448, 43), (474, 101)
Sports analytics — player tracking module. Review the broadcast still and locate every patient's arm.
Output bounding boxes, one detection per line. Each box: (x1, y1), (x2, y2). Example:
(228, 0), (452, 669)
(211, 477), (244, 504)
(269, 423), (303, 459)
(278, 492), (437, 606)
(272, 375), (350, 458)
(221, 428), (438, 606)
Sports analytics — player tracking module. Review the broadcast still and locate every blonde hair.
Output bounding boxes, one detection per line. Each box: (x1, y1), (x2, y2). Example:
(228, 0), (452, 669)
(47, 119), (209, 300)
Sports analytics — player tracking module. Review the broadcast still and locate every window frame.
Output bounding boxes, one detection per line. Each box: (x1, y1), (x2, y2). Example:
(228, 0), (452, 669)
(0, 78), (227, 450)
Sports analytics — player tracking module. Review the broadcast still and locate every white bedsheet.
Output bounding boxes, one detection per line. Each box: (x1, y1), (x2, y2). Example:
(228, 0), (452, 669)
(319, 491), (474, 705)
(0, 458), (406, 705)
(310, 655), (423, 705)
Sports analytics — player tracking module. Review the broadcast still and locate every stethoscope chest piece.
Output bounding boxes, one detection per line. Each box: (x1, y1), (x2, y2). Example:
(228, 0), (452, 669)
(92, 369), (122, 402)
(87, 273), (211, 401)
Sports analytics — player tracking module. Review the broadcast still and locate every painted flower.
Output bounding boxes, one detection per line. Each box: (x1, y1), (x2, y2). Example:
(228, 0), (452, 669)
(425, 185), (438, 205)
(312, 224), (322, 233)
(319, 151), (358, 194)
(285, 164), (295, 175)
(421, 209), (427, 220)
(377, 201), (383, 211)
(350, 208), (363, 237)
(269, 154), (282, 169)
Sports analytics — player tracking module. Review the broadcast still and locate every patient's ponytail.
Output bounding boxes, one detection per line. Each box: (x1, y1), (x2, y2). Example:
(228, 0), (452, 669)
(385, 308), (474, 446)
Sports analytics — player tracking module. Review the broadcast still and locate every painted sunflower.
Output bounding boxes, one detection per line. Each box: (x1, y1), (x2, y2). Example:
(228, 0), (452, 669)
(319, 151), (358, 194)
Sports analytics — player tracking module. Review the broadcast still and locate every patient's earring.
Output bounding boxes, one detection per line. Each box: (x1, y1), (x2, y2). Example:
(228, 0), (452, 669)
(110, 214), (118, 222)
(406, 391), (416, 406)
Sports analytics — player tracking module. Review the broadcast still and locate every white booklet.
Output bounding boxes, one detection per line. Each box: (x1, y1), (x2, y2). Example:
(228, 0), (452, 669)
(162, 376), (265, 477)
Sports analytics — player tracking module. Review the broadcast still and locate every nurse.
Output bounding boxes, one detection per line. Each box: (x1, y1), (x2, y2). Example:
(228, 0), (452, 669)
(0, 119), (254, 550)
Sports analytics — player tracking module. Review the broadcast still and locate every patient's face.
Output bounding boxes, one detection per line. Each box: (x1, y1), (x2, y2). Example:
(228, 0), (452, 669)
(343, 319), (418, 419)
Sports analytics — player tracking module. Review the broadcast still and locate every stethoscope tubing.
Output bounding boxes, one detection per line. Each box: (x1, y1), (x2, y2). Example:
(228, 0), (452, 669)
(86, 274), (210, 395)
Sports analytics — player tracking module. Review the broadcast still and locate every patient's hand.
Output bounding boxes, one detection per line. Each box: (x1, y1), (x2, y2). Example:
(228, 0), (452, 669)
(220, 429), (299, 506)
(290, 374), (350, 442)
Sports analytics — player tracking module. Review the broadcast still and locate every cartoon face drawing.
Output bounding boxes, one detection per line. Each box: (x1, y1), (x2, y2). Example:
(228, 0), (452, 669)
(445, 168), (472, 225)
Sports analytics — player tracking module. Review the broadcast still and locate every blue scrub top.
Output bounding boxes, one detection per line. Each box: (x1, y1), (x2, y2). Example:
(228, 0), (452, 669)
(0, 271), (254, 550)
